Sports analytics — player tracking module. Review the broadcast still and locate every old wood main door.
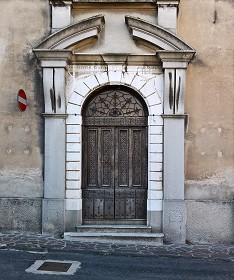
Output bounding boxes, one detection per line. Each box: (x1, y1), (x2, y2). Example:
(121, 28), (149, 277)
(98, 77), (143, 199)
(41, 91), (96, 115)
(82, 86), (148, 224)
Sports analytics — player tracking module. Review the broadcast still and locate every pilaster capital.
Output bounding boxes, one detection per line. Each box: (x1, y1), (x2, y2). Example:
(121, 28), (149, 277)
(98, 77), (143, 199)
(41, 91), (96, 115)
(50, 0), (72, 6)
(156, 0), (179, 7)
(33, 49), (72, 68)
(157, 50), (195, 69)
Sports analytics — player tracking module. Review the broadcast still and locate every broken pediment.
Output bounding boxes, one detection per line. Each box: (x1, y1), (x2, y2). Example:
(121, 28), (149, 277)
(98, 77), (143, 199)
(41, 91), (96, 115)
(34, 13), (194, 56)
(125, 16), (194, 51)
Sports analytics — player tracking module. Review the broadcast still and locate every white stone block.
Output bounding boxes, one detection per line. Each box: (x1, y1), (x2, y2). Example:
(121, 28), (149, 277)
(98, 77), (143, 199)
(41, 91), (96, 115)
(149, 171), (162, 181)
(149, 104), (163, 115)
(66, 199), (82, 210)
(149, 134), (163, 144)
(69, 92), (83, 106)
(109, 70), (122, 84)
(140, 78), (157, 98)
(66, 171), (81, 180)
(73, 81), (90, 97)
(52, 5), (71, 30)
(148, 125), (163, 135)
(67, 133), (81, 143)
(146, 93), (161, 107)
(83, 75), (99, 90)
(148, 115), (163, 126)
(158, 5), (178, 34)
(148, 180), (162, 190)
(67, 103), (81, 114)
(120, 72), (135, 85)
(67, 143), (80, 152)
(131, 75), (147, 90)
(147, 199), (163, 211)
(150, 144), (163, 153)
(67, 161), (81, 171)
(149, 162), (162, 172)
(66, 152), (81, 162)
(95, 72), (109, 85)
(66, 180), (80, 190)
(148, 190), (163, 200)
(66, 115), (82, 125)
(67, 125), (81, 134)
(66, 189), (82, 199)
(149, 152), (163, 162)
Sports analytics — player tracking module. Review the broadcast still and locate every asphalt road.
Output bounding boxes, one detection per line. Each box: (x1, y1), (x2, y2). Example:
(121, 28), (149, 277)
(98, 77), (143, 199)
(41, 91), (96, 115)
(0, 250), (233, 280)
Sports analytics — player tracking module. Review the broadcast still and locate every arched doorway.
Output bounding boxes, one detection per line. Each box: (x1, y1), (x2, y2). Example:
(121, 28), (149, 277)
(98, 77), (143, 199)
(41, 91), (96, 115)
(82, 85), (148, 224)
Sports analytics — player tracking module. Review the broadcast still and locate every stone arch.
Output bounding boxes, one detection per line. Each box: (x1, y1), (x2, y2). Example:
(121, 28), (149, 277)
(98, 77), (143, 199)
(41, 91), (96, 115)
(67, 73), (163, 117)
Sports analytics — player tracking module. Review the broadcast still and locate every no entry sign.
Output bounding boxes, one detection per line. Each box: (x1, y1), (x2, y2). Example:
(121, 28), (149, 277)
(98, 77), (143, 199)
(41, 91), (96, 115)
(17, 89), (27, 112)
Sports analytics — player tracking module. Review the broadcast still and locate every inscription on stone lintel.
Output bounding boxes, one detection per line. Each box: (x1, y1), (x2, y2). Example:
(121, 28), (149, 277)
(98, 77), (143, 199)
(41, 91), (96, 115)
(67, 65), (162, 75)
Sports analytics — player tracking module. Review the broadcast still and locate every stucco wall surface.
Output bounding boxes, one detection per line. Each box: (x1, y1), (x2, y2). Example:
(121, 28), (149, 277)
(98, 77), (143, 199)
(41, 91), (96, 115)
(186, 200), (234, 244)
(0, 0), (50, 198)
(178, 0), (234, 194)
(178, 0), (234, 243)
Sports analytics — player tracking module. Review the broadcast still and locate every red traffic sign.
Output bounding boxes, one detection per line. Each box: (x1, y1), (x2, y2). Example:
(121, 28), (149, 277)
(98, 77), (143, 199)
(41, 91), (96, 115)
(17, 89), (27, 112)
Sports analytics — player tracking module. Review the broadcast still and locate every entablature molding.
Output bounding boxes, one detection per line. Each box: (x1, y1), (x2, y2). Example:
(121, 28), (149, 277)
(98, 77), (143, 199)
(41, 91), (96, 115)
(70, 53), (161, 66)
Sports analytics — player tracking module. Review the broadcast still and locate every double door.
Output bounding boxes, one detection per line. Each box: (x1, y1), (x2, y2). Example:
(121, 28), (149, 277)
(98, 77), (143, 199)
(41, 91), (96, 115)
(82, 124), (147, 222)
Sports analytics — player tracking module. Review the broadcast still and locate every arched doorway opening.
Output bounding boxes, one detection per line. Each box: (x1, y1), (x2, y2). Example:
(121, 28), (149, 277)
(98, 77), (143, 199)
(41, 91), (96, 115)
(82, 85), (148, 225)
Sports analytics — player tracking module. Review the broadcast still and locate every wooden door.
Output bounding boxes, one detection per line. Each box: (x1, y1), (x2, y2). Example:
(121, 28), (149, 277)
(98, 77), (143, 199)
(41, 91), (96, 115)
(82, 87), (148, 223)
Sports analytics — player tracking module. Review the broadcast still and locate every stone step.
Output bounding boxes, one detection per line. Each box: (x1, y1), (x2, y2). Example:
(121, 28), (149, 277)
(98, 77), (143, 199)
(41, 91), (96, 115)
(76, 225), (152, 234)
(64, 232), (164, 245)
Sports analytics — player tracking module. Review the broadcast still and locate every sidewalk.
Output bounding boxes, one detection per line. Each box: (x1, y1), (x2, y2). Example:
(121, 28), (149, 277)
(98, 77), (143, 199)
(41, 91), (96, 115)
(0, 232), (233, 262)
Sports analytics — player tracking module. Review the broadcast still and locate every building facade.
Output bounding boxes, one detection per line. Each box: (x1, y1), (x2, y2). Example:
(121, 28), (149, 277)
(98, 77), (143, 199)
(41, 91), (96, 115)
(0, 0), (233, 244)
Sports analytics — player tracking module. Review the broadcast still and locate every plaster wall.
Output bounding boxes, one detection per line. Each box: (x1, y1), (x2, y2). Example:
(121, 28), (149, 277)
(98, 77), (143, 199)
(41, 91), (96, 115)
(178, 0), (234, 242)
(0, 0), (50, 231)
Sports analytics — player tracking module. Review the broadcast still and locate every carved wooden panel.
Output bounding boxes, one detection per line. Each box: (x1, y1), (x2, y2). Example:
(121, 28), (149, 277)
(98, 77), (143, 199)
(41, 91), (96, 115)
(87, 129), (98, 187)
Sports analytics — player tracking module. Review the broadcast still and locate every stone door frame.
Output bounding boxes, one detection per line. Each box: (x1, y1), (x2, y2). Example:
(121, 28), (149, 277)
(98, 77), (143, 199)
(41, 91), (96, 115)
(33, 15), (195, 243)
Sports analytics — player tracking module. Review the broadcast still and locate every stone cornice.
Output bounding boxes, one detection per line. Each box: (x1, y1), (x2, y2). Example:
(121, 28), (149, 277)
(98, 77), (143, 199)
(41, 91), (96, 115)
(42, 113), (68, 118)
(157, 50), (195, 68)
(71, 0), (156, 3)
(125, 16), (194, 51)
(34, 15), (105, 50)
(33, 49), (72, 67)
(50, 0), (72, 6)
(156, 1), (179, 7)
(161, 114), (187, 119)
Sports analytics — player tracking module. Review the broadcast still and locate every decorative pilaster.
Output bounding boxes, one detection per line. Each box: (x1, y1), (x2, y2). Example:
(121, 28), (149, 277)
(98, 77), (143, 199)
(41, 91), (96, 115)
(157, 50), (194, 243)
(33, 49), (72, 235)
(50, 1), (72, 33)
(157, 1), (180, 34)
